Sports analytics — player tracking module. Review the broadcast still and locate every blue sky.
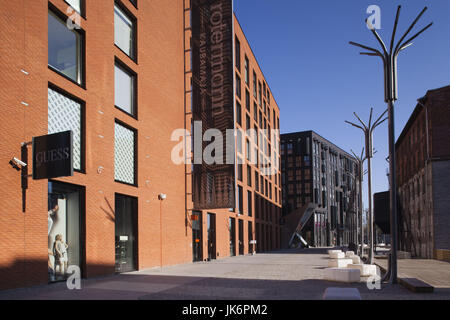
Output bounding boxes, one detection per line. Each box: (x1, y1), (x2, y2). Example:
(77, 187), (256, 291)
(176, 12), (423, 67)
(234, 0), (450, 206)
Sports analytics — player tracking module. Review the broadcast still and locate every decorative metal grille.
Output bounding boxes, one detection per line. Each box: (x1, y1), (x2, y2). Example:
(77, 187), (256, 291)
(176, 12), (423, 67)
(48, 88), (81, 170)
(114, 123), (135, 184)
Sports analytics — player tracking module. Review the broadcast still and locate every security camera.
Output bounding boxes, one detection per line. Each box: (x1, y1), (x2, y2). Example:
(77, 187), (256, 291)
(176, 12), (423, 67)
(9, 157), (26, 171)
(12, 157), (27, 167)
(158, 194), (167, 200)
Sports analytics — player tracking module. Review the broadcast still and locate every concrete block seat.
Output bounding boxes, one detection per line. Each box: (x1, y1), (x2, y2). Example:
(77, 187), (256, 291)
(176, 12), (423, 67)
(324, 268), (361, 283)
(351, 256), (361, 264)
(347, 264), (378, 277)
(323, 287), (362, 300)
(329, 252), (345, 259)
(345, 251), (355, 258)
(328, 258), (353, 268)
(328, 249), (342, 254)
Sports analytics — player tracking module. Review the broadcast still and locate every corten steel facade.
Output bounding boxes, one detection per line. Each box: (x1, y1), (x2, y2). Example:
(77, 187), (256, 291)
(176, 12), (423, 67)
(185, 10), (282, 260)
(396, 85), (450, 260)
(0, 0), (281, 290)
(280, 131), (359, 248)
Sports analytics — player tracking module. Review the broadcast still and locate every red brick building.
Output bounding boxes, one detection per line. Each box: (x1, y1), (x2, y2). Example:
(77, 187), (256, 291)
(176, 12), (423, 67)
(396, 85), (450, 260)
(0, 0), (281, 290)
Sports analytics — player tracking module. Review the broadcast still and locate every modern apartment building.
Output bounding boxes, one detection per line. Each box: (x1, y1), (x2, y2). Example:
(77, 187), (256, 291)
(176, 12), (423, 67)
(0, 0), (281, 290)
(396, 85), (450, 260)
(280, 131), (360, 248)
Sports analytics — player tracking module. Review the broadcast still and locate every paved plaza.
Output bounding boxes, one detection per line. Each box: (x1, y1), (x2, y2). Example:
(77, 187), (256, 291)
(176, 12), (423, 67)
(1, 248), (449, 300)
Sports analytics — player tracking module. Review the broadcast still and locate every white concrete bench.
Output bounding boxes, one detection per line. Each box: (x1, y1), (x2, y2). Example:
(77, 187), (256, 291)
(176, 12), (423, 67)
(323, 287), (362, 300)
(347, 264), (378, 277)
(345, 251), (355, 258)
(328, 249), (342, 254)
(329, 252), (345, 259)
(351, 256), (361, 264)
(328, 258), (353, 268)
(323, 268), (361, 283)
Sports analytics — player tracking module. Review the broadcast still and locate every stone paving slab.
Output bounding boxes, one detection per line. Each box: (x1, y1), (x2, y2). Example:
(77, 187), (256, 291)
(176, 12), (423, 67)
(0, 248), (449, 300)
(375, 258), (450, 288)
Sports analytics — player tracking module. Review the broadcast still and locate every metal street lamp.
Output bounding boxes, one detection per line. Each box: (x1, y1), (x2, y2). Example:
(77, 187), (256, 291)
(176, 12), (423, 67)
(346, 108), (387, 265)
(350, 148), (365, 257)
(349, 5), (432, 284)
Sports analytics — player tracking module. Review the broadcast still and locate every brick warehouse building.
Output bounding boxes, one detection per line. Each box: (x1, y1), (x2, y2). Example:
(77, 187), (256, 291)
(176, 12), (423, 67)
(280, 131), (360, 248)
(396, 85), (450, 260)
(0, 0), (281, 290)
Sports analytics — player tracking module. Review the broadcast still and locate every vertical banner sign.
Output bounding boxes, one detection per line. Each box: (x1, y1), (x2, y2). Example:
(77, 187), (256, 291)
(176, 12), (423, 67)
(191, 0), (235, 209)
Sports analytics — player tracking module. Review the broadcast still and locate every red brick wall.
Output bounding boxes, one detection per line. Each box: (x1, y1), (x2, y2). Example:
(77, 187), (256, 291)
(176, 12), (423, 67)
(0, 0), (190, 290)
(0, 1), (282, 290)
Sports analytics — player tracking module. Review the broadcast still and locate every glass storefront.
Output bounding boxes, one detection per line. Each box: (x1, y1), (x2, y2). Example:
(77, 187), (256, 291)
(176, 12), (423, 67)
(48, 181), (84, 283)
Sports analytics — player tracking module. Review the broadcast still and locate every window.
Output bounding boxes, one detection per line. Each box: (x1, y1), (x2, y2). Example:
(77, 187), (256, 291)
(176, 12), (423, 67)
(236, 74), (241, 98)
(115, 61), (136, 116)
(237, 163), (243, 182)
(258, 81), (262, 105)
(246, 139), (251, 161)
(48, 9), (84, 85)
(255, 171), (259, 191)
(248, 191), (253, 217)
(247, 165), (252, 186)
(245, 90), (250, 111)
(246, 115), (251, 131)
(48, 86), (84, 171)
(253, 71), (257, 97)
(114, 122), (137, 185)
(237, 186), (243, 214)
(235, 36), (241, 71)
(236, 101), (242, 126)
(237, 129), (243, 154)
(260, 176), (264, 195)
(114, 4), (136, 59)
(65, 0), (82, 14)
(253, 102), (258, 121)
(244, 56), (249, 84)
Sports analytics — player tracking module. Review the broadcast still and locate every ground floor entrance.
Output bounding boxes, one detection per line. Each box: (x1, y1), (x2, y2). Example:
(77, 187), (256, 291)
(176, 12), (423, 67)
(114, 194), (138, 273)
(48, 181), (85, 283)
(207, 213), (216, 260)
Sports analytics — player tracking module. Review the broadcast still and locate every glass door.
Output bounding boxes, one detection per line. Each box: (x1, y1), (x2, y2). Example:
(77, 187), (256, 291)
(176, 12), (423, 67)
(238, 220), (244, 255)
(192, 211), (203, 262)
(207, 213), (216, 260)
(229, 217), (236, 256)
(115, 194), (138, 273)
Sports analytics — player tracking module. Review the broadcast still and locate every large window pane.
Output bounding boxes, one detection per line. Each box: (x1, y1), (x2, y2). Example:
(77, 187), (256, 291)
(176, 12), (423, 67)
(48, 88), (82, 171)
(114, 5), (134, 57)
(48, 181), (83, 283)
(115, 63), (135, 115)
(114, 123), (136, 185)
(48, 11), (82, 84)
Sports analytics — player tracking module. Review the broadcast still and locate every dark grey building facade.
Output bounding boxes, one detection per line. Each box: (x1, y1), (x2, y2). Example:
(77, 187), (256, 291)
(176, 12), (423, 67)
(281, 131), (360, 248)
